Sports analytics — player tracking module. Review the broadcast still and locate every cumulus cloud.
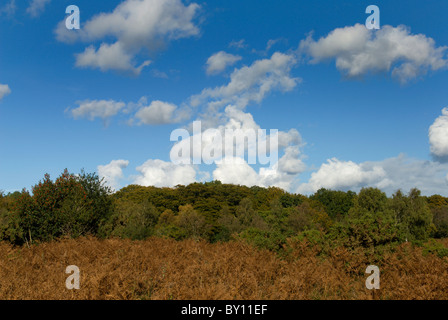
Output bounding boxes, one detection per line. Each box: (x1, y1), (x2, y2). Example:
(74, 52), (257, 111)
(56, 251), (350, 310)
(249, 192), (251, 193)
(168, 106), (306, 191)
(297, 158), (387, 194)
(212, 155), (304, 192)
(212, 157), (262, 187)
(429, 107), (448, 161)
(206, 51), (242, 75)
(26, 0), (51, 17)
(191, 52), (300, 111)
(134, 100), (189, 125)
(300, 24), (447, 83)
(75, 43), (151, 75)
(133, 159), (202, 187)
(0, 84), (11, 100)
(298, 154), (448, 196)
(69, 97), (191, 125)
(98, 160), (129, 190)
(56, 0), (200, 74)
(69, 99), (126, 121)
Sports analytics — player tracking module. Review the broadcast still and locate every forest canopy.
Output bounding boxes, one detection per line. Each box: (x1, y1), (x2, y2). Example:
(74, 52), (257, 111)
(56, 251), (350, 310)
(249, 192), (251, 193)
(1, 169), (447, 256)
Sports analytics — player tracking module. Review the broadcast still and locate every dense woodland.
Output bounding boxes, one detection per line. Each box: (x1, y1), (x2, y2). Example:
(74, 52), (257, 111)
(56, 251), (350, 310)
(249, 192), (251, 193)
(1, 169), (448, 257)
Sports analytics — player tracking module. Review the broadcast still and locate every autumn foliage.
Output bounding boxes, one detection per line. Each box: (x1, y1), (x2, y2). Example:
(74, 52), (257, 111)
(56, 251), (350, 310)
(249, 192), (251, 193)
(0, 237), (447, 300)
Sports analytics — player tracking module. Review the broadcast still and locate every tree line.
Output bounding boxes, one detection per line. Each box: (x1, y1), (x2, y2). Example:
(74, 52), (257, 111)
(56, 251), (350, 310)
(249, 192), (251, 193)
(1, 169), (448, 254)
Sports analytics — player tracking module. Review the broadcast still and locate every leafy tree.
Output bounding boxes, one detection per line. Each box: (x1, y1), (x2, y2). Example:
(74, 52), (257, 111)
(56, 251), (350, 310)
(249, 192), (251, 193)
(176, 204), (208, 240)
(217, 205), (243, 238)
(13, 169), (112, 244)
(390, 189), (434, 241)
(331, 188), (400, 249)
(432, 206), (448, 238)
(310, 188), (355, 221)
(426, 195), (448, 238)
(235, 198), (268, 231)
(100, 200), (160, 240)
(287, 200), (332, 234)
(0, 192), (22, 243)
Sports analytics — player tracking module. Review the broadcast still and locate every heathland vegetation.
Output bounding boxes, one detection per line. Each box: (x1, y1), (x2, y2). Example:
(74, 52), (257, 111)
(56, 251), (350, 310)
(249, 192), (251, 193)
(1, 169), (448, 299)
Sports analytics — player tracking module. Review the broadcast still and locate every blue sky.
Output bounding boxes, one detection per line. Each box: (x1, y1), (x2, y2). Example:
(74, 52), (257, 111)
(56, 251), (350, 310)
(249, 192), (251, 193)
(1, 0), (448, 196)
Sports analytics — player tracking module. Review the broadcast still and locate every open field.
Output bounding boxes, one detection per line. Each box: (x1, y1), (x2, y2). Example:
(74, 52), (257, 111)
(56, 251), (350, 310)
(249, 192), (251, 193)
(0, 237), (447, 300)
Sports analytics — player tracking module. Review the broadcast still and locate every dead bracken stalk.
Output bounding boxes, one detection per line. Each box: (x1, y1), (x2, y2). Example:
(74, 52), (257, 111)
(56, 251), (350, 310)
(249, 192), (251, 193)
(0, 237), (447, 300)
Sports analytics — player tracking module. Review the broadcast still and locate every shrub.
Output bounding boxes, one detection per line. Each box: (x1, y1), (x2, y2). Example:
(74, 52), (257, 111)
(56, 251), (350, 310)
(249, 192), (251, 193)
(422, 239), (448, 258)
(238, 228), (287, 252)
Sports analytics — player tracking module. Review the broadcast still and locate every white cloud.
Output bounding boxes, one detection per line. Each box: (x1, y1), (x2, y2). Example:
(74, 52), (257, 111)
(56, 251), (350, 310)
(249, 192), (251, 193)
(297, 158), (387, 194)
(69, 97), (190, 125)
(0, 84), (11, 100)
(26, 0), (51, 17)
(212, 155), (304, 192)
(212, 157), (261, 187)
(266, 39), (281, 51)
(69, 99), (126, 121)
(133, 159), (202, 187)
(75, 43), (151, 75)
(206, 51), (242, 75)
(298, 154), (448, 196)
(229, 39), (247, 49)
(429, 107), (448, 161)
(168, 106), (306, 191)
(278, 145), (306, 174)
(134, 100), (189, 125)
(56, 0), (200, 74)
(191, 52), (300, 111)
(300, 24), (447, 83)
(98, 160), (129, 191)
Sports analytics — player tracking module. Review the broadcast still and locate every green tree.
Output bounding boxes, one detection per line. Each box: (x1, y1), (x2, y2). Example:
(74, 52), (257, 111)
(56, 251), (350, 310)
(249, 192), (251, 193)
(13, 169), (112, 244)
(331, 188), (400, 249)
(235, 198), (268, 231)
(176, 204), (208, 240)
(310, 188), (355, 221)
(100, 200), (160, 240)
(287, 200), (332, 234)
(390, 189), (434, 242)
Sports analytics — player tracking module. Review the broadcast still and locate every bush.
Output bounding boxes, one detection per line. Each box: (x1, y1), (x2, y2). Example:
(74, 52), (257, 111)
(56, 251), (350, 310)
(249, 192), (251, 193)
(238, 228), (287, 252)
(422, 239), (448, 258)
